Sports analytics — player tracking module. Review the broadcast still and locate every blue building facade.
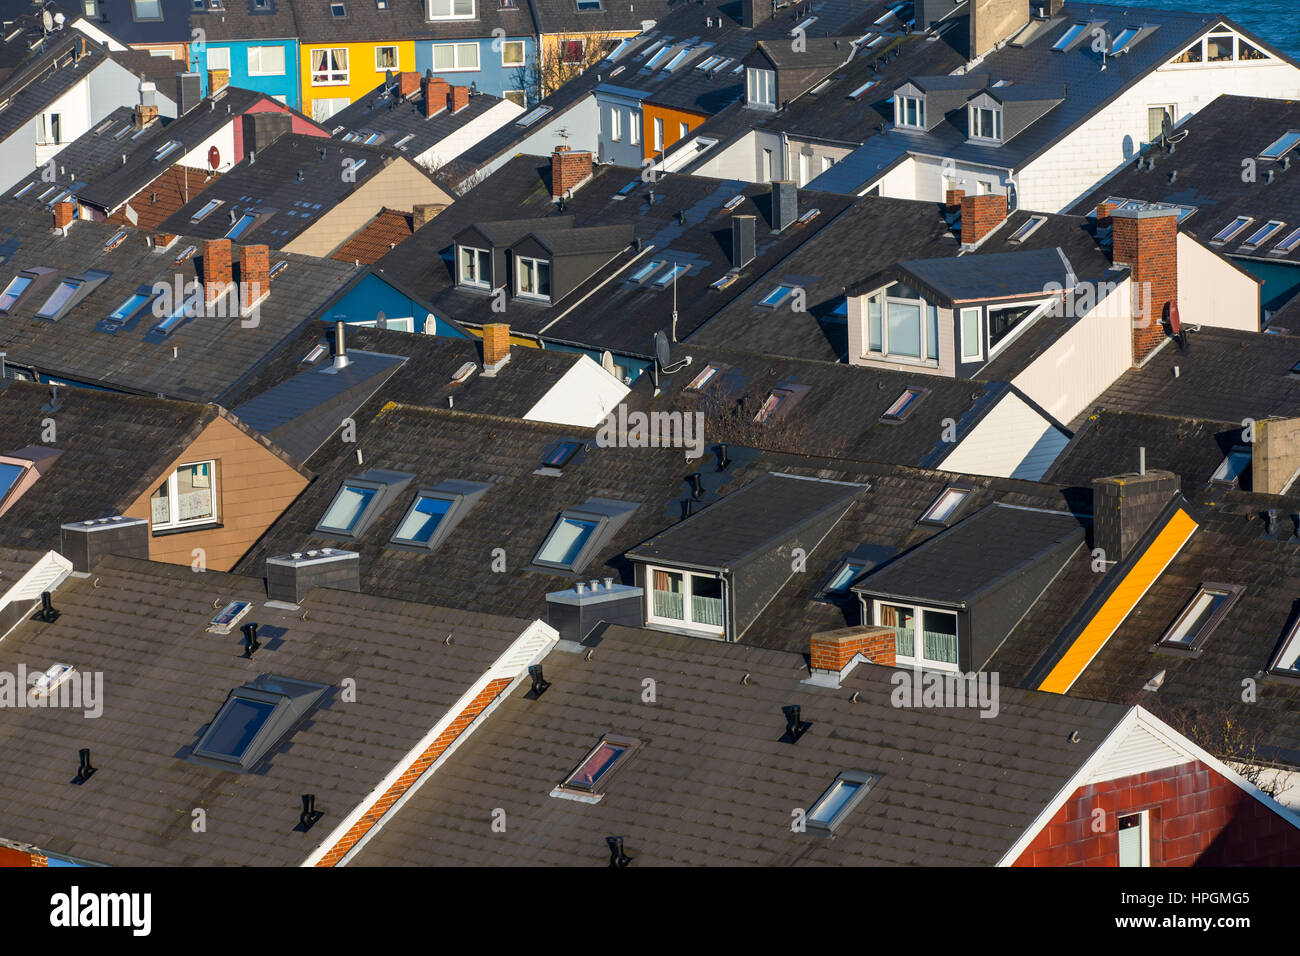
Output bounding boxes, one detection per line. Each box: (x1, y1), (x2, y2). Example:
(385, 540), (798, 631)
(413, 36), (535, 107)
(191, 39), (302, 109)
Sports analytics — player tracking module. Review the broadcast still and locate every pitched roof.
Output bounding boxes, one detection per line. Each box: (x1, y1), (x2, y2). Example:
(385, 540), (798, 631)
(329, 207), (415, 264)
(881, 247), (1077, 304)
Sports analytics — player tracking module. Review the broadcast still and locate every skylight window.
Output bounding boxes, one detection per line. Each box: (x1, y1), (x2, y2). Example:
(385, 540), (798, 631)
(540, 440), (582, 470)
(516, 105), (552, 126)
(225, 213), (257, 239)
(191, 675), (329, 771)
(806, 772), (878, 833)
(393, 133), (415, 149)
(35, 279), (80, 319)
(645, 45), (673, 68)
(848, 79), (878, 101)
(824, 559), (868, 594)
(1242, 220), (1285, 248)
(12, 182), (33, 198)
(0, 274), (33, 311)
(153, 140), (181, 162)
(389, 480), (489, 550)
(1159, 585), (1241, 651)
(1009, 215), (1047, 243)
(686, 361), (727, 392)
(556, 736), (641, 798)
(1261, 130), (1300, 160)
(104, 230), (129, 252)
(1211, 216), (1252, 244)
(533, 498), (635, 572)
(759, 284), (796, 308)
(1210, 446), (1252, 486)
(152, 302), (190, 335)
(0, 460), (26, 507)
(653, 264), (688, 287)
(1270, 616), (1300, 676)
(320, 484), (377, 532)
(191, 199), (223, 221)
(630, 259), (663, 282)
(920, 486), (971, 525)
(1110, 27), (1140, 55)
(317, 470), (413, 538)
(880, 386), (929, 424)
(1274, 227), (1300, 254)
(1052, 23), (1087, 50)
(331, 1), (346, 15)
(106, 291), (151, 323)
(664, 46), (694, 71)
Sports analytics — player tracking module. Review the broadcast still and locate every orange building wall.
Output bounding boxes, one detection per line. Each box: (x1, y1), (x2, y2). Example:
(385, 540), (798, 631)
(641, 103), (709, 160)
(123, 416), (309, 572)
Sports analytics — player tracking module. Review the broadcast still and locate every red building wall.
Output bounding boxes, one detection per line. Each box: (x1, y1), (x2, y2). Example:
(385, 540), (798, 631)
(1014, 759), (1300, 866)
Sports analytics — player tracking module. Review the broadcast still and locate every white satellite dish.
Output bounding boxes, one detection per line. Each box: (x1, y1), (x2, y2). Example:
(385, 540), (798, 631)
(41, 10), (53, 32)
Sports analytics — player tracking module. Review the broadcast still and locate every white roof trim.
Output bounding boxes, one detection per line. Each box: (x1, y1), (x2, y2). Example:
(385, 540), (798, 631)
(0, 549), (72, 608)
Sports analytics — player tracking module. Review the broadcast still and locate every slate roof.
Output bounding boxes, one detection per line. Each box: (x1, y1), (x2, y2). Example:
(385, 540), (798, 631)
(328, 77), (511, 162)
(0, 554), (538, 866)
(1069, 95), (1300, 270)
(0, 207), (358, 401)
(809, 3), (1257, 196)
(352, 624), (1129, 866)
(329, 207), (415, 264)
(851, 502), (1084, 604)
(156, 134), (411, 247)
(372, 155), (854, 356)
(626, 472), (865, 570)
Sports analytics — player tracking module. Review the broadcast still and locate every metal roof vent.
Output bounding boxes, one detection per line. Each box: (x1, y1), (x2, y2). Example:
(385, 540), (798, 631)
(780, 704), (810, 743)
(332, 319), (351, 369)
(297, 794), (323, 831)
(241, 621), (260, 657)
(525, 664), (551, 699)
(73, 748), (96, 785)
(606, 836), (631, 867)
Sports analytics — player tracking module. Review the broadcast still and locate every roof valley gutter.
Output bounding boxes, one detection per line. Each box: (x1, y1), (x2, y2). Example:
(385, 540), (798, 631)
(535, 244), (657, 336)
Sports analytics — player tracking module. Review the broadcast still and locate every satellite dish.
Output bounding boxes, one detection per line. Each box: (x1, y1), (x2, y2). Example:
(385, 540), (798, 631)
(600, 350), (616, 376)
(653, 330), (670, 368)
(41, 10), (52, 32)
(1161, 110), (1174, 142)
(207, 145), (220, 170)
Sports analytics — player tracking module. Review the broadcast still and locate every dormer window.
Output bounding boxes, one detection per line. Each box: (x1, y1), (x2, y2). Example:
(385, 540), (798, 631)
(865, 282), (939, 363)
(969, 104), (1002, 142)
(151, 461), (218, 531)
(516, 255), (551, 300)
(647, 567), (724, 634)
(872, 601), (959, 670)
(458, 245), (490, 288)
(746, 67), (775, 108)
(894, 93), (924, 129)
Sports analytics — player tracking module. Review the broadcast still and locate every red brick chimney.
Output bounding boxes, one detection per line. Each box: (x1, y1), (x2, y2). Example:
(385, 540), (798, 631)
(1111, 207), (1178, 365)
(398, 71), (420, 99)
(945, 188), (965, 212)
(450, 85), (469, 112)
(481, 323), (510, 373)
(422, 75), (449, 117)
(52, 201), (76, 230)
(1095, 201), (1118, 227)
(203, 238), (233, 306)
(239, 244), (270, 307)
(810, 626), (896, 681)
(551, 145), (593, 199)
(960, 193), (1007, 245)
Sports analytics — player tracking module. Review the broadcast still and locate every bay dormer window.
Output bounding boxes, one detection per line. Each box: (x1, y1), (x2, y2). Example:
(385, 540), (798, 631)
(894, 93), (924, 129)
(865, 281), (939, 364)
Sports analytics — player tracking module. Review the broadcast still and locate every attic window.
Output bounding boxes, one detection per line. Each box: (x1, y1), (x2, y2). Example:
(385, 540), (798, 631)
(969, 105), (1002, 142)
(647, 567), (724, 634)
(754, 390), (789, 423)
(226, 213), (257, 239)
(1051, 22), (1088, 51)
(848, 80), (878, 101)
(533, 498), (636, 573)
(653, 264), (688, 287)
(1269, 616), (1300, 676)
(331, 2), (346, 14)
(1274, 228), (1300, 254)
(1210, 446), (1251, 487)
(823, 558), (869, 594)
(556, 736), (640, 798)
(758, 284), (796, 309)
(686, 362), (727, 391)
(12, 182), (33, 198)
(516, 106), (552, 127)
(390, 480), (490, 550)
(0, 457), (32, 511)
(879, 386), (929, 424)
(894, 93), (924, 129)
(153, 140), (181, 162)
(1211, 216), (1252, 244)
(806, 772), (877, 833)
(0, 273), (34, 311)
(1261, 130), (1300, 160)
(1110, 27), (1140, 55)
(541, 440), (582, 470)
(1009, 215), (1047, 243)
(104, 230), (129, 252)
(630, 259), (663, 283)
(1242, 220), (1285, 249)
(316, 470), (414, 538)
(104, 290), (154, 325)
(920, 486), (971, 525)
(192, 675), (329, 771)
(192, 199), (224, 221)
(35, 279), (82, 320)
(1159, 584), (1241, 651)
(722, 194), (745, 211)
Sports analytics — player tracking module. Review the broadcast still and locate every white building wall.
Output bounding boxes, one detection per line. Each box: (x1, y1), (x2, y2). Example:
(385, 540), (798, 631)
(179, 121), (237, 172)
(1178, 233), (1260, 331)
(688, 130), (756, 179)
(475, 94), (600, 184)
(1011, 278), (1134, 426)
(525, 354), (630, 427)
(939, 391), (1071, 479)
(418, 99), (527, 170)
(1019, 55), (1300, 213)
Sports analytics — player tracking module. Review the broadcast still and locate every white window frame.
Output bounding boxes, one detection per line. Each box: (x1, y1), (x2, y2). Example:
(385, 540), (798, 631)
(969, 105), (1002, 142)
(151, 459), (218, 531)
(1117, 811), (1150, 867)
(645, 565), (725, 636)
(986, 298), (1052, 358)
(432, 41), (479, 72)
(746, 67), (775, 107)
(311, 97), (350, 122)
(1147, 104), (1176, 143)
(678, 121), (688, 140)
(515, 255), (550, 300)
(653, 116), (664, 151)
(629, 114), (640, 146)
(501, 39), (525, 67)
(248, 45), (286, 76)
(206, 46), (231, 72)
(458, 245), (491, 288)
(427, 0), (475, 19)
(894, 93), (924, 129)
(374, 45), (399, 72)
(609, 106), (621, 142)
(959, 306), (983, 362)
(310, 47), (349, 85)
(871, 599), (959, 672)
(864, 284), (940, 364)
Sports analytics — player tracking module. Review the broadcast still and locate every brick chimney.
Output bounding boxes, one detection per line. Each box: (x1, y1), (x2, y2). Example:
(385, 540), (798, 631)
(450, 85), (469, 112)
(1092, 469), (1180, 564)
(239, 244), (270, 307)
(52, 201), (76, 230)
(1095, 201), (1118, 227)
(203, 238), (233, 307)
(398, 71), (420, 99)
(551, 145), (593, 199)
(960, 192), (1007, 245)
(133, 102), (159, 130)
(422, 75), (450, 117)
(1111, 206), (1178, 364)
(808, 625), (896, 686)
(481, 323), (511, 375)
(945, 188), (966, 212)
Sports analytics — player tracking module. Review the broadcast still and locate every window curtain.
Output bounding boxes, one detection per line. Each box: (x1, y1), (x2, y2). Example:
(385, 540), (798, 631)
(652, 570), (684, 620)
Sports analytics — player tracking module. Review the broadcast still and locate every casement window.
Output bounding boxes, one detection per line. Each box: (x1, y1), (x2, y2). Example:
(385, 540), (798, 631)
(37, 112), (61, 145)
(310, 48), (349, 85)
(458, 245), (491, 288)
(1117, 812), (1150, 867)
(150, 461), (218, 530)
(501, 40), (525, 67)
(248, 45), (286, 75)
(428, 0), (474, 19)
(806, 772), (878, 833)
(865, 282), (939, 362)
(206, 46), (231, 72)
(647, 567), (724, 634)
(1158, 584), (1242, 651)
(629, 115), (640, 146)
(873, 600), (959, 670)
(746, 67), (775, 107)
(894, 93), (924, 129)
(969, 105), (1002, 142)
(959, 306), (983, 362)
(432, 42), (479, 71)
(1147, 104), (1176, 142)
(515, 255), (550, 299)
(312, 97), (350, 121)
(561, 39), (585, 65)
(374, 46), (399, 71)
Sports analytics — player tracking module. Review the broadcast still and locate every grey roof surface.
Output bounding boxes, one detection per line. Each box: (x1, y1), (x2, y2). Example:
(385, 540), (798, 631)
(353, 624), (1129, 866)
(69, 0), (196, 44)
(0, 555), (537, 866)
(328, 77), (510, 161)
(0, 207), (358, 401)
(852, 502), (1085, 604)
(809, 2), (1250, 195)
(626, 472), (864, 569)
(886, 247), (1076, 304)
(0, 32), (108, 142)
